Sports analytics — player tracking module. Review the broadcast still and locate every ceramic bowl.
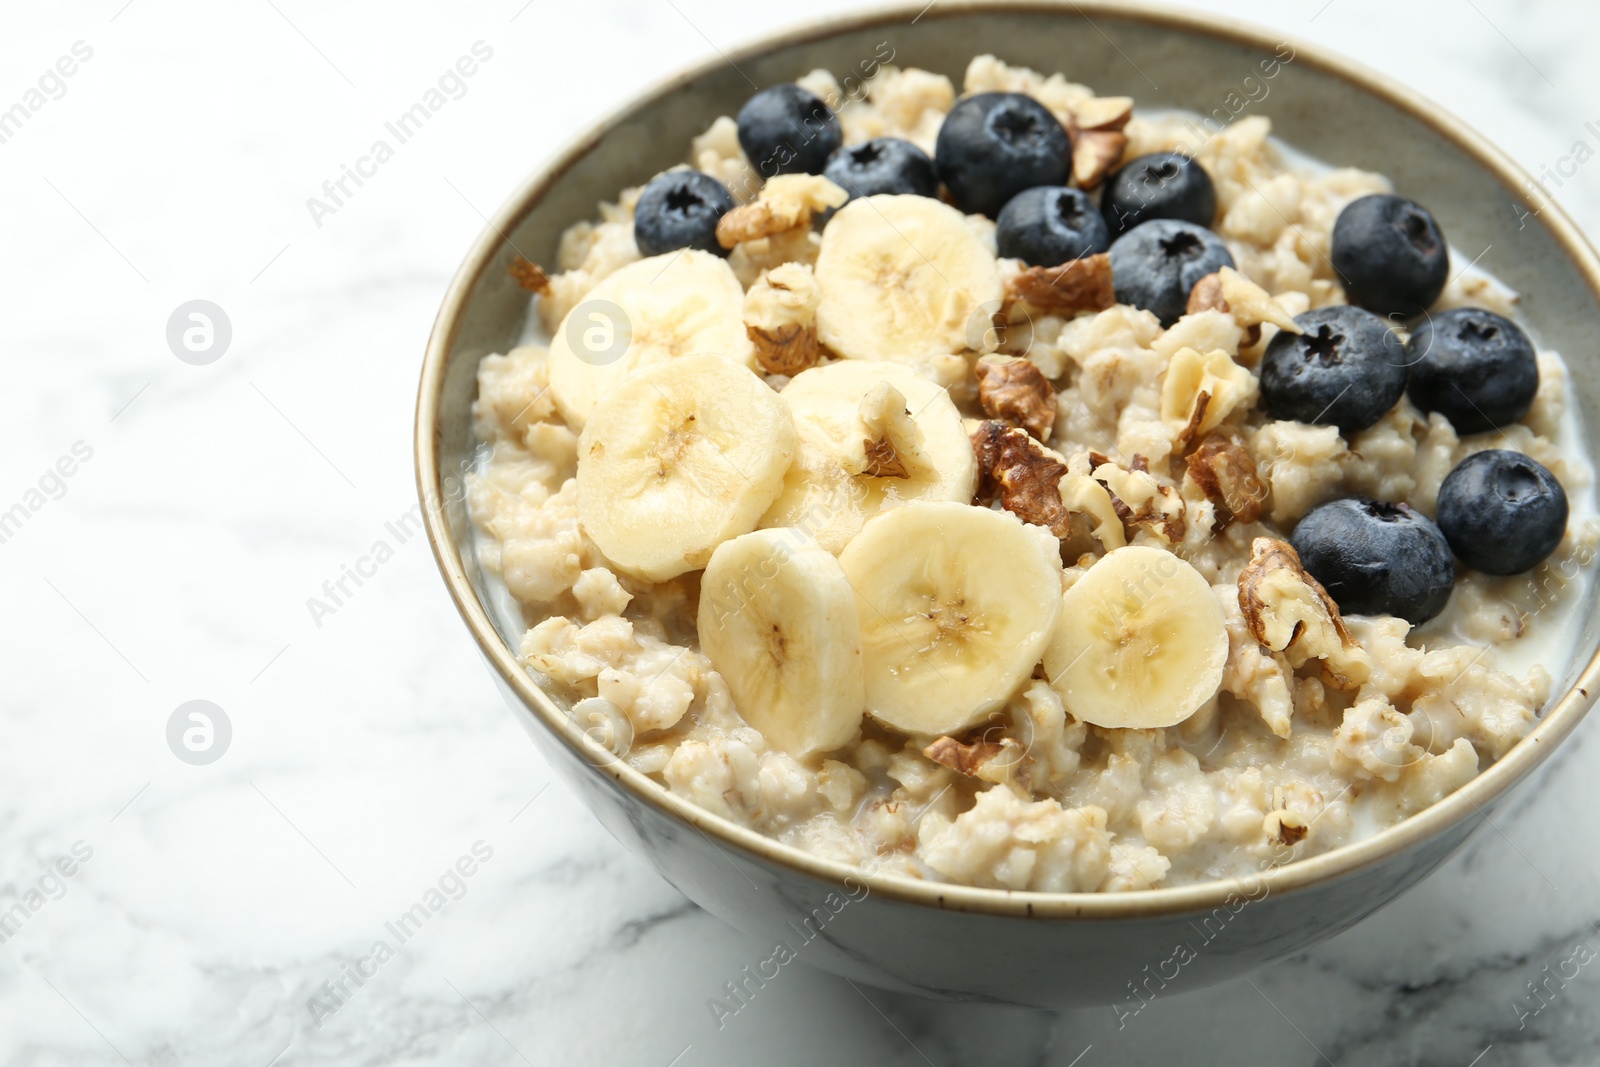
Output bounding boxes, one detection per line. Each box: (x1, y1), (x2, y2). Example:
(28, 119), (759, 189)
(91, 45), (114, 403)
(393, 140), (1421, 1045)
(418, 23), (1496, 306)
(415, 0), (1600, 1007)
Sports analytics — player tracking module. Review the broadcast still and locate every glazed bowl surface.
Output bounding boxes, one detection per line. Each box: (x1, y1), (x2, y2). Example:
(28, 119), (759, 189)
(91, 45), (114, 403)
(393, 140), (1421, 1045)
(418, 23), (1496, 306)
(415, 0), (1600, 1006)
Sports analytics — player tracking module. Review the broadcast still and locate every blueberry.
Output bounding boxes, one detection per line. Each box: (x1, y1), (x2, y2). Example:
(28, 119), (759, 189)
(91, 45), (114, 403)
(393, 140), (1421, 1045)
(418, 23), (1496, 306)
(823, 137), (939, 202)
(1107, 219), (1234, 327)
(934, 92), (1072, 218)
(737, 83), (841, 177)
(1331, 194), (1450, 319)
(1100, 152), (1217, 237)
(1436, 450), (1567, 575)
(633, 170), (736, 257)
(1260, 305), (1407, 431)
(1291, 498), (1456, 624)
(1405, 307), (1539, 436)
(995, 186), (1109, 266)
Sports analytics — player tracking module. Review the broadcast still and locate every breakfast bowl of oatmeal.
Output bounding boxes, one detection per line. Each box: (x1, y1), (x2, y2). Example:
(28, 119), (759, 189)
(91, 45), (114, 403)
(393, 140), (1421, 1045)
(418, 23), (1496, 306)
(415, 1), (1600, 1006)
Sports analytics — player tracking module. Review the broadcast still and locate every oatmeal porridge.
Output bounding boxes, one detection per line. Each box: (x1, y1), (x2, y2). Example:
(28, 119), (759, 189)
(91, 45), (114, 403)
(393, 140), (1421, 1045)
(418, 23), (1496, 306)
(466, 53), (1597, 893)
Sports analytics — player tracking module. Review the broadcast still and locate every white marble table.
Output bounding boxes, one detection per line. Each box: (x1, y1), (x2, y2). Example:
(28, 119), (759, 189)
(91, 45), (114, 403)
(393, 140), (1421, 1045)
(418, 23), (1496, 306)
(4, 1), (1599, 1063)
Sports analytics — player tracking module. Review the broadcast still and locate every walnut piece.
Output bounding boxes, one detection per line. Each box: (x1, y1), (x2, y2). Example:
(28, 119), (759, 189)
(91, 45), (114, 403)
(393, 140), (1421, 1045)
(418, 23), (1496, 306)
(1186, 432), (1266, 527)
(1060, 452), (1126, 551)
(857, 381), (927, 480)
(718, 200), (802, 247)
(747, 322), (816, 376)
(1071, 96), (1134, 132)
(743, 262), (821, 375)
(1265, 809), (1308, 846)
(717, 173), (847, 248)
(975, 357), (1058, 441)
(971, 420), (1071, 537)
(923, 735), (1004, 777)
(1178, 392), (1213, 454)
(510, 257), (551, 294)
(1072, 130), (1127, 189)
(1186, 272), (1225, 316)
(862, 437), (908, 478)
(1237, 537), (1354, 659)
(1089, 453), (1187, 544)
(1187, 266), (1302, 340)
(1160, 346), (1258, 450)
(1003, 253), (1115, 316)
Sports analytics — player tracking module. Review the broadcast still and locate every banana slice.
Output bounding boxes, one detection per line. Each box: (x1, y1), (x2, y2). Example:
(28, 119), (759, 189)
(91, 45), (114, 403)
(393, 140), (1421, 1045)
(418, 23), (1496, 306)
(548, 250), (756, 430)
(577, 355), (795, 581)
(1044, 545), (1228, 729)
(698, 528), (865, 756)
(837, 501), (1062, 736)
(815, 194), (1002, 365)
(761, 360), (977, 553)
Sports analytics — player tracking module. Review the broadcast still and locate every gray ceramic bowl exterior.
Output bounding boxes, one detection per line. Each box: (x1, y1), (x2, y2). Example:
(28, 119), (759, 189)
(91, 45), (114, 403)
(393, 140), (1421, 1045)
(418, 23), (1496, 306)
(417, 1), (1600, 1007)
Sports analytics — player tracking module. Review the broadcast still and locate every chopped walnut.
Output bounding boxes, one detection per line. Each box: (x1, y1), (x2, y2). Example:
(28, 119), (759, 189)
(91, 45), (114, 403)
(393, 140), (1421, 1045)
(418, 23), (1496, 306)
(753, 343), (808, 382)
(1219, 266), (1301, 333)
(1185, 432), (1266, 527)
(1072, 130), (1127, 189)
(743, 262), (821, 375)
(1187, 267), (1301, 335)
(1178, 391), (1213, 453)
(975, 357), (1057, 441)
(1071, 96), (1134, 132)
(973, 738), (1031, 787)
(1160, 346), (1258, 450)
(923, 734), (1004, 777)
(716, 173), (847, 248)
(1237, 538), (1368, 689)
(718, 201), (799, 247)
(1060, 451), (1127, 552)
(1186, 272), (1225, 316)
(510, 257), (552, 294)
(857, 381), (928, 480)
(1003, 253), (1115, 316)
(1089, 454), (1187, 544)
(971, 420), (1071, 536)
(862, 438), (907, 478)
(1264, 809), (1308, 846)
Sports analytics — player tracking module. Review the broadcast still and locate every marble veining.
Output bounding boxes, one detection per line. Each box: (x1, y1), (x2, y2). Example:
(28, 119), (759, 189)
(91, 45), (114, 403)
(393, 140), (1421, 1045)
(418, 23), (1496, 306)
(4, 0), (1600, 1063)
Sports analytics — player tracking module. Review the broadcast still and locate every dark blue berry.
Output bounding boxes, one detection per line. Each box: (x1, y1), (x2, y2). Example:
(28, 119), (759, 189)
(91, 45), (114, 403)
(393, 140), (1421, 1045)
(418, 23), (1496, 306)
(737, 83), (841, 177)
(1260, 305), (1407, 431)
(633, 171), (736, 257)
(1405, 307), (1539, 436)
(934, 92), (1072, 218)
(1436, 450), (1567, 575)
(1107, 219), (1234, 327)
(823, 137), (939, 202)
(1331, 194), (1450, 319)
(1291, 498), (1456, 624)
(995, 186), (1109, 266)
(1101, 152), (1217, 237)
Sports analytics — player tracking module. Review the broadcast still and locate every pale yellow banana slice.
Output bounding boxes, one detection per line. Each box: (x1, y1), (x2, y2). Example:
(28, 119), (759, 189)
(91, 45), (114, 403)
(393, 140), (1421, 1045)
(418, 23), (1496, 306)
(837, 501), (1062, 736)
(1044, 545), (1228, 729)
(814, 194), (1002, 365)
(548, 250), (756, 430)
(576, 355), (795, 581)
(698, 528), (865, 756)
(761, 360), (976, 553)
